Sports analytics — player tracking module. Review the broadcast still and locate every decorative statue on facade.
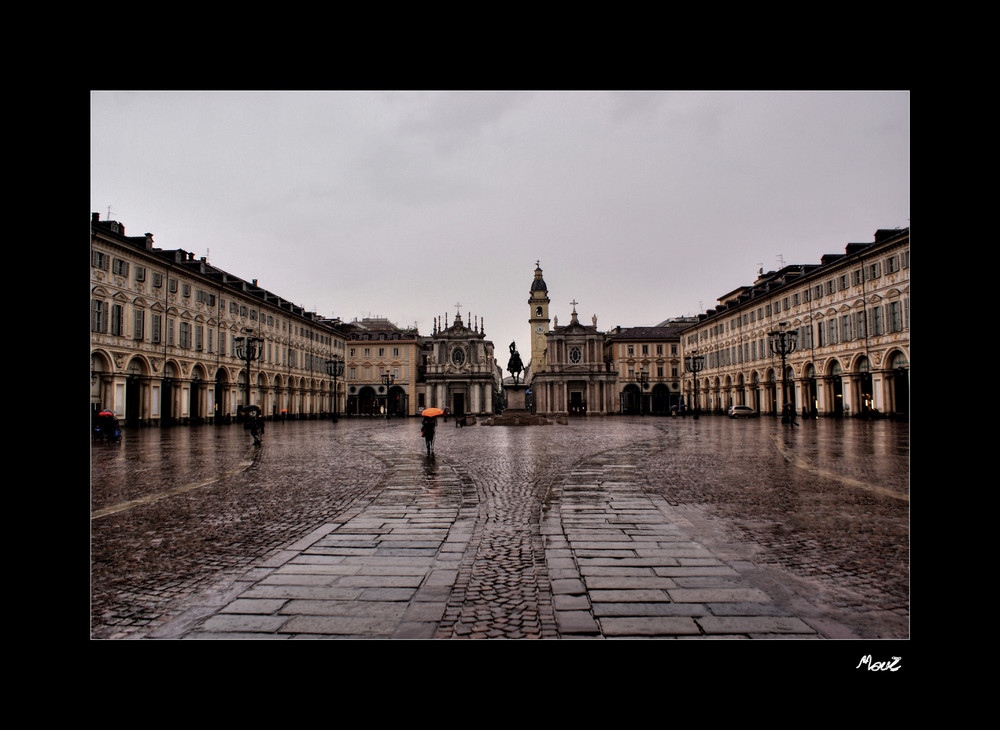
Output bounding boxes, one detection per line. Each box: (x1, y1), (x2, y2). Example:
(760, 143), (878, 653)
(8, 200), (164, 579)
(507, 341), (524, 384)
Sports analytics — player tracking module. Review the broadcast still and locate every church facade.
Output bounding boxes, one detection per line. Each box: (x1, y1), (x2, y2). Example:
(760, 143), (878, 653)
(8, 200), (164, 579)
(527, 266), (618, 416)
(423, 310), (499, 419)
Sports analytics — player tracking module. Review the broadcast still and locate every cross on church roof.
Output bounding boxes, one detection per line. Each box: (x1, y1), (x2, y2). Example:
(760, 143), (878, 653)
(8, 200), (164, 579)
(570, 299), (579, 311)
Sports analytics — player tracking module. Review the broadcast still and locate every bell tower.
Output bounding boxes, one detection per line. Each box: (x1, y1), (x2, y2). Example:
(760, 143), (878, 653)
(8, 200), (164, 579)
(528, 261), (550, 373)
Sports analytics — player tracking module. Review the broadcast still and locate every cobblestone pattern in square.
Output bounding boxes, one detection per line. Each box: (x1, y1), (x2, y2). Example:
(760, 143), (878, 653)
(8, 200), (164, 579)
(164, 440), (817, 640)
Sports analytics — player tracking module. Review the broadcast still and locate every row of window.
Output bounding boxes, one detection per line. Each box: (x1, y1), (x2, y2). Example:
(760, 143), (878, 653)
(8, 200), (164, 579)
(92, 299), (336, 371)
(355, 332), (409, 340)
(619, 343), (680, 357)
(813, 255), (904, 300)
(348, 366), (406, 382)
(95, 251), (219, 303)
(704, 253), (909, 340)
(691, 294), (908, 347)
(94, 250), (339, 353)
(701, 299), (909, 371)
(626, 365), (680, 380)
(349, 346), (404, 359)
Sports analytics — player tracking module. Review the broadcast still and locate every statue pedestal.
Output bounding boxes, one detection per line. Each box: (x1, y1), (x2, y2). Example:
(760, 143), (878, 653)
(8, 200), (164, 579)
(484, 382), (551, 426)
(505, 384), (528, 411)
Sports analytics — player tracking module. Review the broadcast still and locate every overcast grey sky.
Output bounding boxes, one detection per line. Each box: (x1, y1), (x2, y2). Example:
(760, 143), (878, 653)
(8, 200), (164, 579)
(90, 90), (909, 359)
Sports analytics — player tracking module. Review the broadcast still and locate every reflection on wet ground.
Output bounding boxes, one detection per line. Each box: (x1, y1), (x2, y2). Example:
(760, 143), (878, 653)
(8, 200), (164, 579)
(91, 416), (908, 639)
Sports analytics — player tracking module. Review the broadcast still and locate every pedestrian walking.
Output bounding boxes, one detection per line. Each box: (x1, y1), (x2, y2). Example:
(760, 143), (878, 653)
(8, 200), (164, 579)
(420, 407), (444, 456)
(245, 405), (264, 445)
(421, 415), (437, 455)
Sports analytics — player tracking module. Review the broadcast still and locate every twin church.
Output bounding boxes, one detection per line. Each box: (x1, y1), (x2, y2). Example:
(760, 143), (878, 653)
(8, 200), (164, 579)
(424, 262), (683, 420)
(91, 212), (908, 425)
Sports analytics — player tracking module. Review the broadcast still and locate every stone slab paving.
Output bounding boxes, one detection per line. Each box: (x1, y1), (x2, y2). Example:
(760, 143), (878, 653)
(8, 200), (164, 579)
(541, 450), (819, 639)
(160, 441), (818, 640)
(163, 452), (474, 639)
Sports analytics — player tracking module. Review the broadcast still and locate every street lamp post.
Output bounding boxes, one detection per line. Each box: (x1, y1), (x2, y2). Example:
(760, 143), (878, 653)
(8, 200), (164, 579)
(326, 356), (344, 422)
(235, 333), (263, 411)
(635, 369), (649, 415)
(768, 322), (798, 424)
(684, 350), (705, 419)
(380, 371), (395, 419)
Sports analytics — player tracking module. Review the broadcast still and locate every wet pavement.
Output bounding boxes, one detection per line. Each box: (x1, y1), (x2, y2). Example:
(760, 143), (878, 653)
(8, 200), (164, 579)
(90, 415), (909, 640)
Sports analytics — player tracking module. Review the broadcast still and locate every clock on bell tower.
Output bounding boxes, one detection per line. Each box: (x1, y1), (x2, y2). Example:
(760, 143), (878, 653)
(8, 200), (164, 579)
(528, 261), (550, 373)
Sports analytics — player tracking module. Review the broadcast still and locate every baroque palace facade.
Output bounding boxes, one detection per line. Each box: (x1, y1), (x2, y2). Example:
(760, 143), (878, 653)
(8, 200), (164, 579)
(92, 212), (909, 425)
(340, 311), (498, 419)
(605, 321), (692, 415)
(525, 227), (909, 420)
(90, 213), (502, 425)
(677, 227), (910, 418)
(341, 317), (421, 418)
(90, 213), (349, 425)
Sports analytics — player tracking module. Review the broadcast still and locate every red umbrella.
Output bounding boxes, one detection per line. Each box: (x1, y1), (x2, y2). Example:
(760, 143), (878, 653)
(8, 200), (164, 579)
(422, 408), (445, 417)
(98, 411), (114, 417)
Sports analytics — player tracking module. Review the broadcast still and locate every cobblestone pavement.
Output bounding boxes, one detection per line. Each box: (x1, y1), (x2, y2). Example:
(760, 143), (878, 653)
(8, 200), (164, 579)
(90, 415), (908, 640)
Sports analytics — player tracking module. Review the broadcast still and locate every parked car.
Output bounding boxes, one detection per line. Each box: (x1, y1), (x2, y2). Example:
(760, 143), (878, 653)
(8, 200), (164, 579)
(728, 405), (757, 418)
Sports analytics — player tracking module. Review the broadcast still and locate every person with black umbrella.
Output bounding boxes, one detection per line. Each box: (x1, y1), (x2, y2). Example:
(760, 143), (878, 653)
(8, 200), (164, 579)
(245, 405), (264, 445)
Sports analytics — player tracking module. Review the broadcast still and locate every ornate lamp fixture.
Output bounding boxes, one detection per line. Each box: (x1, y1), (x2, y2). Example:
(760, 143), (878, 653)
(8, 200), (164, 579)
(768, 322), (798, 423)
(634, 369), (649, 415)
(684, 350), (705, 419)
(380, 370), (395, 419)
(235, 333), (264, 409)
(326, 356), (344, 422)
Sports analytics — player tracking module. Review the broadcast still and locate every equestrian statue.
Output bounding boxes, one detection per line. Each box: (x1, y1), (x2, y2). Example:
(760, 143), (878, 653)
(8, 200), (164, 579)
(507, 341), (524, 384)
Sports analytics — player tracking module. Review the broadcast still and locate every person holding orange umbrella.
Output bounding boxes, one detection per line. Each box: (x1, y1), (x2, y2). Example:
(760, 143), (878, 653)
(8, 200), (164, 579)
(420, 408), (444, 456)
